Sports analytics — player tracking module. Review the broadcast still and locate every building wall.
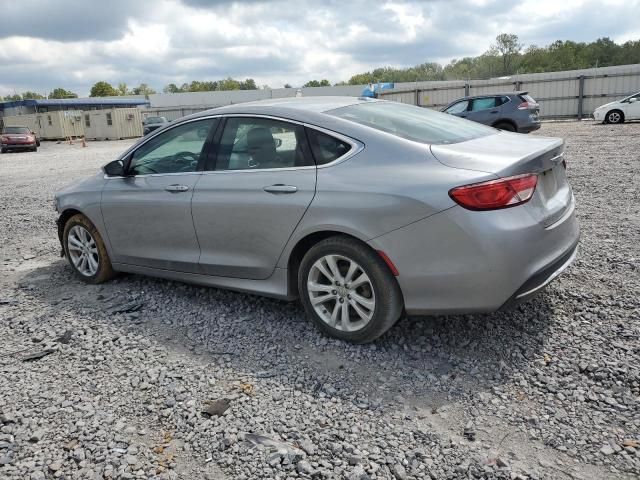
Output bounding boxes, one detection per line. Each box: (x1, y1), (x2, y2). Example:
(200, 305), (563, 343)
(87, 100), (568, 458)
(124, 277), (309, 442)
(84, 108), (143, 140)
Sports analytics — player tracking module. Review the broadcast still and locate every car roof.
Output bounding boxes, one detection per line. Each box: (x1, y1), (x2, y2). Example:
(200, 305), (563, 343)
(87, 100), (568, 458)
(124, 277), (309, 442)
(191, 96), (380, 118)
(455, 91), (528, 102)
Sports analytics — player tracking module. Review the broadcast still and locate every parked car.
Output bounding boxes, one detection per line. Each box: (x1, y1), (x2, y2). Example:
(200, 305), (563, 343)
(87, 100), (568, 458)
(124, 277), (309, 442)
(1, 126), (39, 153)
(593, 91), (640, 124)
(55, 97), (579, 343)
(143, 116), (169, 135)
(442, 92), (541, 133)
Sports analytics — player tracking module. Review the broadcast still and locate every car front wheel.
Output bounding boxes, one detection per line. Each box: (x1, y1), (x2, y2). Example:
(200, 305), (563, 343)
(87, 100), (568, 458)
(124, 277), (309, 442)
(606, 110), (624, 124)
(298, 236), (403, 343)
(63, 214), (115, 284)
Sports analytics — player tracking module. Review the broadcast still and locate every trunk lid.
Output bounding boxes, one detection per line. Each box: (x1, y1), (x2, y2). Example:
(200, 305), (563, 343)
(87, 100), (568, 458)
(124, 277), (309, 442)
(431, 132), (572, 227)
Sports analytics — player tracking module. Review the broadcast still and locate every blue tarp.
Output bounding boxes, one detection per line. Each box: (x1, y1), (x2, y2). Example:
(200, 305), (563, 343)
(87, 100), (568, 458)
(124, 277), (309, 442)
(361, 83), (395, 97)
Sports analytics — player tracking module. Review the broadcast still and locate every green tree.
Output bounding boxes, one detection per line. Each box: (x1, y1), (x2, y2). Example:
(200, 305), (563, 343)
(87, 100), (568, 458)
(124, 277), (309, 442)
(163, 83), (182, 93)
(491, 33), (523, 75)
(48, 88), (78, 99)
(131, 83), (156, 95)
(218, 78), (241, 91)
(303, 79), (331, 87)
(89, 81), (119, 97)
(22, 91), (45, 100)
(2, 94), (22, 102)
(239, 78), (257, 90)
(117, 83), (129, 95)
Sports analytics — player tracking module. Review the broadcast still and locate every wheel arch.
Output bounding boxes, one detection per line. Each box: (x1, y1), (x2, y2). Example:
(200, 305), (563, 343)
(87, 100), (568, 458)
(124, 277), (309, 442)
(285, 230), (372, 298)
(57, 208), (84, 255)
(606, 109), (625, 123)
(492, 119), (518, 131)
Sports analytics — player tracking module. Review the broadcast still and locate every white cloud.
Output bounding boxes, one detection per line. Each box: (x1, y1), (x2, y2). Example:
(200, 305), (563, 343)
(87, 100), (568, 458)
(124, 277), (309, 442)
(0, 0), (638, 97)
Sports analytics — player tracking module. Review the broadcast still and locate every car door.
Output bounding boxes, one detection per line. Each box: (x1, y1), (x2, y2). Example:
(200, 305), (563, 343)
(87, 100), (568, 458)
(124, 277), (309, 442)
(623, 93), (640, 120)
(101, 117), (219, 272)
(192, 116), (316, 279)
(467, 96), (500, 125)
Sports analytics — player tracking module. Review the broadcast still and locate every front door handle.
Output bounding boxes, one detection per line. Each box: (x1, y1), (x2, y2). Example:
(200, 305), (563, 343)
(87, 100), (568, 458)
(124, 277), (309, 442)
(165, 184), (190, 192)
(263, 184), (298, 194)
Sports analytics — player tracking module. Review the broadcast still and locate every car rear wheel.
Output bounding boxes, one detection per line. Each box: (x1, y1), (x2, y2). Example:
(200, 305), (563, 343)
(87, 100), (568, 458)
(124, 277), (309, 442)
(298, 236), (403, 343)
(605, 110), (624, 124)
(494, 122), (517, 132)
(63, 214), (115, 284)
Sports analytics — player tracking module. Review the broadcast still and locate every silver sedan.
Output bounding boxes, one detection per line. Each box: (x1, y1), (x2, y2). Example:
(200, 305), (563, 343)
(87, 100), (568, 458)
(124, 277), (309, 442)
(55, 97), (579, 343)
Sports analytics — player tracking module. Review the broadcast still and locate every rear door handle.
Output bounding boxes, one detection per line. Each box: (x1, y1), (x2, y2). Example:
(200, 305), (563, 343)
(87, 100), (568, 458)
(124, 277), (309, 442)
(263, 184), (298, 194)
(165, 184), (190, 192)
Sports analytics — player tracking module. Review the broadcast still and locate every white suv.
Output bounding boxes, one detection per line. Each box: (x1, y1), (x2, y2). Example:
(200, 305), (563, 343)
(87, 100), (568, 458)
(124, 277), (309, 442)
(593, 92), (640, 124)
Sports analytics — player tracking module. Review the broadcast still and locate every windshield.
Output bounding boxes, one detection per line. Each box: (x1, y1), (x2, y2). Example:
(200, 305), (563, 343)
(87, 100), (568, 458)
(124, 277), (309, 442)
(328, 101), (496, 144)
(3, 126), (30, 134)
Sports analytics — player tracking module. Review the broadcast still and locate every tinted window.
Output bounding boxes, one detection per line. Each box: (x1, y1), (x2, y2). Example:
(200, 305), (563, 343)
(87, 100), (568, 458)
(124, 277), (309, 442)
(444, 100), (469, 114)
(307, 129), (352, 165)
(470, 97), (497, 111)
(330, 101), (495, 144)
(216, 117), (312, 170)
(3, 126), (30, 134)
(129, 118), (216, 175)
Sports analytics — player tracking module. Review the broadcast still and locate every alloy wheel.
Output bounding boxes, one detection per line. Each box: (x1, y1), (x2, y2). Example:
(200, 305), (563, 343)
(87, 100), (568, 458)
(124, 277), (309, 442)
(307, 254), (376, 332)
(67, 225), (99, 277)
(608, 111), (621, 123)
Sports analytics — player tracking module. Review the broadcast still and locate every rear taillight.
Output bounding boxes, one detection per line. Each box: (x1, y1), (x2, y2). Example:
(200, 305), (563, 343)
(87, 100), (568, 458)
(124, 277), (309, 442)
(449, 173), (538, 211)
(517, 101), (537, 110)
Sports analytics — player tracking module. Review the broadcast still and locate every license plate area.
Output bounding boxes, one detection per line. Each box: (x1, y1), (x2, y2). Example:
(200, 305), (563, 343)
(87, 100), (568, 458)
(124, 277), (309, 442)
(538, 168), (559, 202)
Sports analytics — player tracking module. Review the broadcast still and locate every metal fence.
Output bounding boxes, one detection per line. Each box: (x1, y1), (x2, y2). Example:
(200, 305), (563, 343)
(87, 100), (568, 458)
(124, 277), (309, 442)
(377, 63), (640, 119)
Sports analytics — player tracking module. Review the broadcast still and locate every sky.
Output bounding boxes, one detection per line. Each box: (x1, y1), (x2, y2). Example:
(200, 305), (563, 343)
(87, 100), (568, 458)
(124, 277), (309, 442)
(0, 0), (637, 97)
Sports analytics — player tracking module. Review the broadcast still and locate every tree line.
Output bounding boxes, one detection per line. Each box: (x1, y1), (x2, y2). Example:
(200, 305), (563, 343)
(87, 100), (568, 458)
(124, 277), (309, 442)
(2, 34), (639, 101)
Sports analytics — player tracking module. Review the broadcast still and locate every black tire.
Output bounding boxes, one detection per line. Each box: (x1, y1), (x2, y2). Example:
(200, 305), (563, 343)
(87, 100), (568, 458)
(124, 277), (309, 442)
(63, 213), (115, 284)
(494, 122), (517, 132)
(298, 235), (403, 343)
(605, 110), (624, 124)
(32, 147), (37, 152)
(0, 148), (5, 154)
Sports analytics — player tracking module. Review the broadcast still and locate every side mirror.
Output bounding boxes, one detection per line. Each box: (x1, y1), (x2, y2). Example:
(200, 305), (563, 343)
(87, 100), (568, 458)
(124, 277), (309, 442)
(630, 98), (638, 103)
(104, 159), (125, 177)
(274, 138), (283, 148)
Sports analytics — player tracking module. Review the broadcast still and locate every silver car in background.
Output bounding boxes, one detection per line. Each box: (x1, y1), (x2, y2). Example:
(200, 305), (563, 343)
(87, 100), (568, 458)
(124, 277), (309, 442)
(55, 97), (579, 343)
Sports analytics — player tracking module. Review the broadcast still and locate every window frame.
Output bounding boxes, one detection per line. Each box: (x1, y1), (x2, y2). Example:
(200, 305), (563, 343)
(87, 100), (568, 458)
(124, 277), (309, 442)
(116, 117), (221, 178)
(444, 100), (470, 114)
(202, 115), (362, 173)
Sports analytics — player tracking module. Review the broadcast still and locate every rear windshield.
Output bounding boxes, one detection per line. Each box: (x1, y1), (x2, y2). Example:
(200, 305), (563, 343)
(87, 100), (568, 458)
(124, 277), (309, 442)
(328, 101), (496, 144)
(3, 126), (30, 134)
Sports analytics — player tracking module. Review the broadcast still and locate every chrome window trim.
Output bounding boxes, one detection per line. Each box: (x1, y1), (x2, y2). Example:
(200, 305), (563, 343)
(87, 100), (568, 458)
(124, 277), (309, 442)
(106, 113), (363, 179)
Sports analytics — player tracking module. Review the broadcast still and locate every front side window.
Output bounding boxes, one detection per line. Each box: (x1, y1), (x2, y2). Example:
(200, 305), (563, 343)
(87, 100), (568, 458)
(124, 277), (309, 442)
(444, 100), (469, 114)
(307, 128), (352, 165)
(128, 118), (216, 175)
(470, 97), (497, 111)
(216, 117), (312, 170)
(330, 101), (495, 145)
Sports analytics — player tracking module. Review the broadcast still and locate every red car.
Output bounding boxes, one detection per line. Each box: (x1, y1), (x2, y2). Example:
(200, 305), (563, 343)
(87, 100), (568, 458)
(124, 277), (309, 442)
(1, 126), (39, 153)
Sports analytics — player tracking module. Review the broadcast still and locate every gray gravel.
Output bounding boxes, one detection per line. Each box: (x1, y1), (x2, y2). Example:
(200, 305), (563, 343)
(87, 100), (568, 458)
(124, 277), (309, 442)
(1, 121), (639, 479)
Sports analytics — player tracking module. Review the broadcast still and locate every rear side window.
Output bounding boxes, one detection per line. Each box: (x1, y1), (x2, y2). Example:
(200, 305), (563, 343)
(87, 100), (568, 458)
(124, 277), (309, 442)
(306, 128), (352, 165)
(216, 117), (313, 170)
(519, 94), (537, 103)
(329, 101), (495, 145)
(470, 97), (497, 111)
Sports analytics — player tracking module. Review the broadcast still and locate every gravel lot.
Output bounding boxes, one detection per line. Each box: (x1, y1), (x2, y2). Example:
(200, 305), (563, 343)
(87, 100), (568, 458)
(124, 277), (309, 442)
(1, 121), (638, 480)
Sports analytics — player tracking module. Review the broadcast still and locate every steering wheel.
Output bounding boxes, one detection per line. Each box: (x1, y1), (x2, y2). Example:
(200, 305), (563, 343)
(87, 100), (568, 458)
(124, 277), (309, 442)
(173, 151), (199, 164)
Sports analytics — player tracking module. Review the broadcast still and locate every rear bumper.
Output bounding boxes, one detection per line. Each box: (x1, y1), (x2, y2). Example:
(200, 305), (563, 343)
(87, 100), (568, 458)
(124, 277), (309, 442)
(519, 122), (541, 133)
(499, 239), (578, 310)
(368, 197), (580, 316)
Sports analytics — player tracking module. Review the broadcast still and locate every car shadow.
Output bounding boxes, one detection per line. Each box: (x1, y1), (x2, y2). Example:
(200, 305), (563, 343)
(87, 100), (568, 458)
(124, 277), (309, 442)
(18, 259), (555, 411)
